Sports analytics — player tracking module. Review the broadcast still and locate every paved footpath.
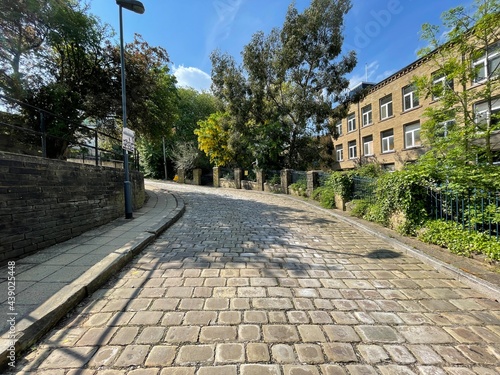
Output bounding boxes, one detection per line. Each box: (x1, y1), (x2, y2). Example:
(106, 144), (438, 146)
(9, 182), (500, 374)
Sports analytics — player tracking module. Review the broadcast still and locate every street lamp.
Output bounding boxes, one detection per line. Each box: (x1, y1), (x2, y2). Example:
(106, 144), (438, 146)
(117, 0), (145, 219)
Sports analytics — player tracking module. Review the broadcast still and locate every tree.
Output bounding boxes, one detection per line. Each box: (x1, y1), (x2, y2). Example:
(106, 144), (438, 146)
(414, 0), (500, 190)
(0, 0), (59, 97)
(174, 87), (220, 144)
(15, 1), (114, 158)
(195, 112), (234, 167)
(110, 35), (178, 141)
(210, 0), (356, 169)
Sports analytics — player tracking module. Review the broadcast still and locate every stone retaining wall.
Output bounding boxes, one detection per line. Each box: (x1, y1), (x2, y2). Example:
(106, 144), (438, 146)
(0, 152), (145, 262)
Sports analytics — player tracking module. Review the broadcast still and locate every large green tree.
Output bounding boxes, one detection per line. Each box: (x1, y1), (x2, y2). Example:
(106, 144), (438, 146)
(1, 1), (179, 159)
(414, 0), (500, 190)
(139, 88), (219, 179)
(210, 0), (356, 169)
(0, 0), (59, 97)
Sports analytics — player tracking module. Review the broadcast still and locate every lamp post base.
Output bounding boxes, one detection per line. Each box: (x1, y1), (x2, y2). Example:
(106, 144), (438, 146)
(124, 180), (133, 219)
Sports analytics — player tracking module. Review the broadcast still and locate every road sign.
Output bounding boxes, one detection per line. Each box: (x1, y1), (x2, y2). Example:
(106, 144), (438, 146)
(122, 128), (135, 152)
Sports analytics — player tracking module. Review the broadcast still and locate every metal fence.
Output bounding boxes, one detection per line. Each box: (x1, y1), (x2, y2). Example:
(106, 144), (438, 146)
(426, 186), (500, 241)
(292, 170), (307, 183)
(0, 94), (139, 169)
(352, 176), (377, 203)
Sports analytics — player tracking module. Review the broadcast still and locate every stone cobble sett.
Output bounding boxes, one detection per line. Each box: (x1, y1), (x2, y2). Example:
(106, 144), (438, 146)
(9, 183), (500, 374)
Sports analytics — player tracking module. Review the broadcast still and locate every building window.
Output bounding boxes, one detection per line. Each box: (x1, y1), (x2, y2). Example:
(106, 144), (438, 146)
(403, 84), (419, 111)
(381, 129), (394, 153)
(336, 144), (344, 161)
(437, 120), (456, 138)
(362, 104), (372, 126)
(348, 140), (357, 159)
(473, 42), (500, 83)
(380, 95), (393, 120)
(363, 135), (373, 156)
(475, 97), (500, 130)
(432, 71), (454, 100)
(335, 121), (342, 136)
(382, 163), (395, 171)
(404, 122), (421, 148)
(347, 113), (356, 132)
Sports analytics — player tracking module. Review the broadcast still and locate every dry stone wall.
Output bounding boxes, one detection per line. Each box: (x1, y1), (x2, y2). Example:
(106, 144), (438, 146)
(0, 152), (145, 262)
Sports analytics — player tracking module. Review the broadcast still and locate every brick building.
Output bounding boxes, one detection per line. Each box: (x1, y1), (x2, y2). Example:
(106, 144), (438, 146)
(332, 39), (500, 171)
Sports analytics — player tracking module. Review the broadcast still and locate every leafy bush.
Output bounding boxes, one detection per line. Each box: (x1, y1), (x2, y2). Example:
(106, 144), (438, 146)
(418, 220), (500, 261)
(349, 199), (371, 218)
(289, 179), (307, 196)
(312, 186), (336, 208)
(267, 174), (281, 185)
(355, 163), (384, 178)
(322, 171), (354, 199)
(369, 170), (428, 235)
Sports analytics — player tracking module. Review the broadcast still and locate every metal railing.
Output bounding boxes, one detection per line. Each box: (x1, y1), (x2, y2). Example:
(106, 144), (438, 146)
(0, 94), (139, 170)
(426, 186), (500, 241)
(352, 176), (377, 203)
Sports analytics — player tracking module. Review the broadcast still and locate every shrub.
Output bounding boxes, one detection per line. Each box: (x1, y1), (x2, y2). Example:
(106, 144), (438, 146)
(312, 186), (336, 208)
(289, 179), (307, 196)
(267, 174), (281, 185)
(418, 220), (500, 261)
(370, 170), (428, 235)
(349, 199), (371, 218)
(322, 171), (354, 199)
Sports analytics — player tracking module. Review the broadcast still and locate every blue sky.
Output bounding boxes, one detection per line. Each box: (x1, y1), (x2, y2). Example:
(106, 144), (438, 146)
(89, 0), (470, 92)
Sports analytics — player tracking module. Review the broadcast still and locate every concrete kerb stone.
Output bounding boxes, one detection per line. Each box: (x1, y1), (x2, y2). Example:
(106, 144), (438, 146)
(0, 191), (185, 370)
(285, 195), (500, 301)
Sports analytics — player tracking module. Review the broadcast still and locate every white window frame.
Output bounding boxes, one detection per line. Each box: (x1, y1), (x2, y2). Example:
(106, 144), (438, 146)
(348, 140), (357, 159)
(336, 145), (344, 161)
(362, 104), (372, 126)
(475, 97), (500, 130)
(382, 163), (395, 172)
(347, 113), (356, 132)
(381, 129), (394, 153)
(437, 120), (456, 138)
(473, 42), (500, 83)
(363, 135), (373, 156)
(335, 121), (342, 136)
(404, 122), (421, 149)
(432, 72), (453, 100)
(380, 95), (393, 120)
(403, 84), (419, 111)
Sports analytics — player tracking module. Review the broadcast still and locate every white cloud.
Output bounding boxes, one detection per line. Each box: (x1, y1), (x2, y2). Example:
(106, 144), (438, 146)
(173, 66), (212, 92)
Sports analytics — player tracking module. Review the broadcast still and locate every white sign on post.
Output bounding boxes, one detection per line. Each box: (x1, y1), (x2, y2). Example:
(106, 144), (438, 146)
(122, 128), (135, 152)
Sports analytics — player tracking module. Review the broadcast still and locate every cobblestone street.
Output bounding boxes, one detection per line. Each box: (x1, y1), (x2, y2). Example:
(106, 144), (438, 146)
(12, 182), (500, 374)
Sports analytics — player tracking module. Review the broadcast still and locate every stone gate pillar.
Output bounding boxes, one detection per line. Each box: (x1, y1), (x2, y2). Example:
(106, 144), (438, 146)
(281, 169), (292, 194)
(177, 168), (185, 184)
(193, 168), (202, 185)
(234, 168), (242, 189)
(307, 171), (319, 197)
(256, 170), (264, 191)
(213, 166), (221, 188)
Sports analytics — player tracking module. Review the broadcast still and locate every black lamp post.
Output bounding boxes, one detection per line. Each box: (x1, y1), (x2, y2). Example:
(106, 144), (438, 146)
(117, 0), (145, 219)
